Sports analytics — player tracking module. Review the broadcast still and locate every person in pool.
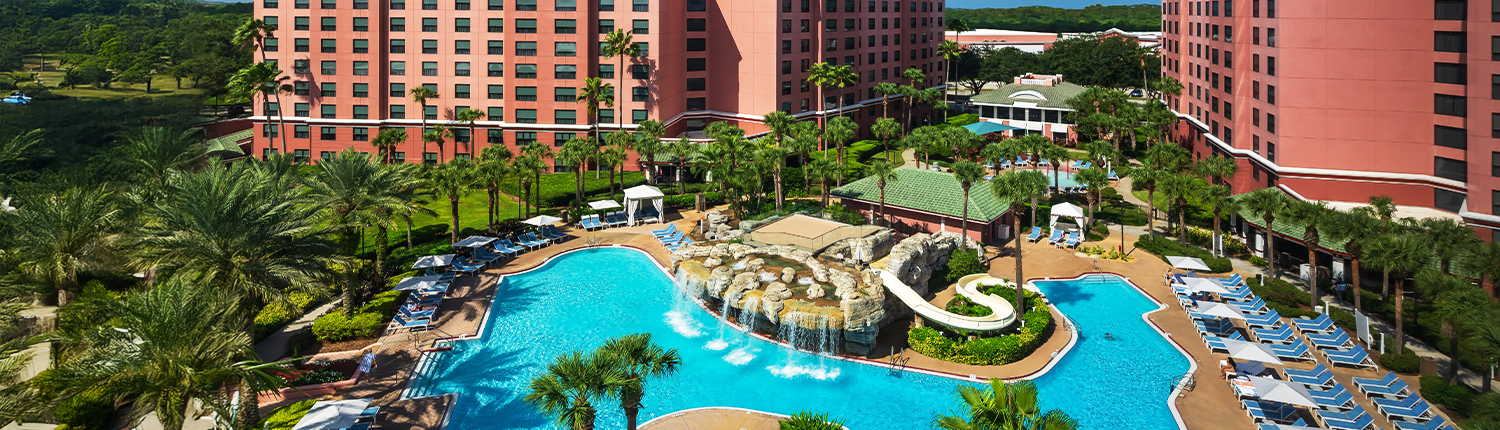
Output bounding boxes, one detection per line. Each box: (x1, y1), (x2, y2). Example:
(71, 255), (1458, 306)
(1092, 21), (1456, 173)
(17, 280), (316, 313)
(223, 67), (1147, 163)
(1105, 333), (1115, 340)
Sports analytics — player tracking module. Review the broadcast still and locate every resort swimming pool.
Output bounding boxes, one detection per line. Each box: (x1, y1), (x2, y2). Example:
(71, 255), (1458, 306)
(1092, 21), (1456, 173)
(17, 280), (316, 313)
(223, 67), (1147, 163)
(408, 248), (1189, 430)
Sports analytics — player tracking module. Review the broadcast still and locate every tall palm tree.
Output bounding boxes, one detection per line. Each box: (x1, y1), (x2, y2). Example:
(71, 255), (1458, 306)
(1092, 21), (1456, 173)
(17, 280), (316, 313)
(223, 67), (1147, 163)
(1079, 140), (1117, 170)
(805, 158), (839, 207)
(1367, 233), (1431, 351)
(39, 281), (291, 430)
(867, 161), (901, 226)
(980, 142), (1009, 175)
(513, 155), (547, 218)
(524, 350), (629, 430)
(667, 137), (697, 195)
(1075, 168), (1112, 229)
(902, 68), (927, 129)
(599, 334), (681, 430)
(560, 137), (595, 206)
(1460, 241), (1500, 300)
(830, 64), (859, 119)
(992, 170), (1048, 310)
(917, 88), (944, 127)
(1325, 209), (1385, 310)
(1419, 218), (1479, 275)
(781, 412), (846, 430)
(426, 159), (479, 243)
(635, 119), (665, 182)
(1040, 143), (1070, 190)
(951, 161), (983, 241)
(1195, 184), (1238, 258)
(389, 164), (433, 251)
(371, 128), (408, 164)
(599, 144), (628, 202)
(1157, 174), (1197, 246)
(455, 108), (487, 158)
(1240, 187), (1291, 278)
(1367, 195), (1397, 222)
(806, 62), (837, 146)
(228, 63), (292, 154)
(409, 86), (440, 158)
(523, 143), (555, 211)
(1472, 312), (1500, 394)
(874, 82), (901, 119)
(1415, 269), (1487, 383)
(756, 144), (792, 214)
(764, 111), (797, 211)
(479, 144), (514, 226)
(937, 40), (964, 122)
(10, 188), (120, 306)
(602, 29), (638, 132)
(825, 116), (856, 186)
(119, 126), (204, 199)
(303, 150), (421, 310)
(232, 18), (278, 65)
(935, 379), (1078, 430)
(1281, 200), (1340, 307)
(1135, 142), (1189, 238)
(788, 120), (821, 167)
(871, 117), (902, 163)
(579, 77), (615, 144)
(1194, 155), (1238, 186)
(423, 125), (453, 165)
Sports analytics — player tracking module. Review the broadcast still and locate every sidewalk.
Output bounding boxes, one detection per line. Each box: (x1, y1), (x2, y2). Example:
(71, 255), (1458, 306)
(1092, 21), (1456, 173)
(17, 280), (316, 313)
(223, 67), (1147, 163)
(255, 299), (340, 362)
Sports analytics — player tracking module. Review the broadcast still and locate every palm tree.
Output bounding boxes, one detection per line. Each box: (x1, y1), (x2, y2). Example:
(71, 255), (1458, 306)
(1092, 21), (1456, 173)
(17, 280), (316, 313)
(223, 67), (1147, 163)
(874, 82), (902, 119)
(513, 155), (547, 218)
(1075, 168), (1112, 229)
(119, 127), (204, 198)
(1040, 143), (1070, 190)
(560, 137), (595, 206)
(1158, 174), (1197, 245)
(523, 143), (555, 211)
(938, 40), (964, 122)
(228, 63), (292, 154)
(667, 137), (698, 194)
(1194, 155), (1237, 186)
(232, 18), (278, 64)
(1281, 200), (1340, 307)
(1240, 187), (1291, 278)
(479, 144), (514, 226)
(1195, 184), (1238, 258)
(455, 108), (487, 158)
(371, 128), (408, 164)
(602, 29), (638, 131)
(866, 161), (901, 226)
(39, 281), (290, 430)
(992, 170), (1048, 310)
(780, 412), (846, 430)
(1415, 269), (1487, 383)
(599, 144), (628, 202)
(825, 116), (856, 186)
(789, 120), (821, 167)
(1367, 233), (1431, 351)
(1367, 195), (1397, 222)
(805, 158), (839, 207)
(764, 111), (797, 211)
(1473, 313), (1500, 393)
(599, 334), (681, 430)
(806, 62), (837, 146)
(579, 77), (615, 144)
(390, 165), (433, 251)
(1325, 209), (1385, 310)
(524, 350), (629, 430)
(1079, 140), (1117, 170)
(409, 86), (440, 158)
(9, 188), (120, 306)
(917, 88), (944, 127)
(426, 159), (479, 243)
(1133, 142), (1189, 238)
(635, 119), (666, 182)
(934, 380), (1078, 430)
(871, 117), (902, 163)
(1460, 241), (1500, 300)
(980, 142), (1010, 175)
(423, 125), (453, 165)
(1419, 218), (1479, 275)
(950, 161), (984, 241)
(303, 150), (420, 310)
(0, 129), (41, 167)
(830, 64), (859, 119)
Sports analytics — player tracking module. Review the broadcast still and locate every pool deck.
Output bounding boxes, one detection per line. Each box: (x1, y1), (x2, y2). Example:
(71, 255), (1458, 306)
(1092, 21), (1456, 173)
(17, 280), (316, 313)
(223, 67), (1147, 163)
(279, 206), (1421, 430)
(638, 408), (788, 430)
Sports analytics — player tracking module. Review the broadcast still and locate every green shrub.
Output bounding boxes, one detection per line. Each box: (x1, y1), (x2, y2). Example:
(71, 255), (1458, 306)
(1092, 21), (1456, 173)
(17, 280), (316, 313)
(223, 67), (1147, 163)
(1379, 347), (1420, 374)
(1328, 307), (1356, 333)
(945, 248), (985, 282)
(311, 290), (404, 342)
(54, 388), (113, 430)
(260, 399), (319, 430)
(1420, 375), (1478, 417)
(910, 290), (1052, 365)
(1246, 277), (1316, 318)
(1249, 256), (1268, 266)
(662, 191), (724, 208)
(946, 113), (979, 127)
(498, 171), (647, 208)
(1133, 235), (1232, 272)
(945, 295), (990, 317)
(253, 291), (324, 340)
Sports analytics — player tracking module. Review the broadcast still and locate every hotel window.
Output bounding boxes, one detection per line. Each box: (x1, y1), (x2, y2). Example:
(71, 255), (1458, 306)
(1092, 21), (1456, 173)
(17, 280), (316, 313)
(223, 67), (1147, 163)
(1493, 151), (1500, 177)
(782, 81), (792, 95)
(455, 18), (470, 32)
(294, 38), (309, 52)
(687, 58), (706, 71)
(294, 81), (311, 96)
(1267, 57), (1275, 76)
(555, 42), (576, 57)
(422, 62), (437, 76)
(263, 38), (279, 52)
(453, 41), (470, 56)
(633, 86), (648, 102)
(351, 39), (369, 54)
(1436, 94), (1467, 117)
(686, 77), (706, 91)
(633, 20), (650, 34)
(321, 17), (336, 31)
(390, 18), (405, 31)
(353, 127), (369, 141)
(636, 43), (648, 56)
(632, 65), (648, 79)
(294, 125), (310, 138)
(422, 0), (436, 8)
(599, 64), (613, 79)
(320, 39), (338, 53)
(516, 109), (537, 124)
(515, 131), (536, 146)
(321, 61), (336, 75)
(422, 18), (437, 32)
(555, 64), (576, 79)
(320, 126), (336, 140)
(554, 87), (576, 102)
(454, 84), (470, 99)
(1435, 63), (1467, 85)
(488, 40), (504, 54)
(456, 0), (470, 8)
(599, 19), (615, 33)
(295, 16), (309, 30)
(265, 0), (279, 8)
(1253, 108), (1260, 127)
(353, 83), (368, 98)
(516, 86), (537, 101)
(516, 64), (537, 78)
(1252, 54), (1259, 72)
(632, 109), (648, 123)
(633, 0), (647, 11)
(294, 149), (310, 163)
(781, 61), (791, 75)
(557, 0), (576, 10)
(687, 38), (706, 52)
(1435, 0), (1466, 20)
(1267, 28), (1275, 47)
(802, 19), (810, 32)
(516, 19), (537, 33)
(686, 97), (706, 111)
(352, 105), (369, 119)
(488, 85), (504, 99)
(782, 40), (791, 54)
(1267, 85), (1275, 105)
(389, 83), (405, 97)
(390, 39), (406, 53)
(1435, 157), (1468, 182)
(516, 0), (535, 9)
(1266, 114), (1276, 134)
(320, 82), (337, 97)
(486, 63), (505, 77)
(555, 110), (577, 124)
(782, 20), (791, 34)
(1435, 125), (1468, 149)
(423, 40), (438, 54)
(388, 105), (405, 119)
(556, 19), (577, 34)
(1436, 32), (1466, 52)
(599, 109), (614, 124)
(517, 41), (537, 56)
(488, 127), (504, 144)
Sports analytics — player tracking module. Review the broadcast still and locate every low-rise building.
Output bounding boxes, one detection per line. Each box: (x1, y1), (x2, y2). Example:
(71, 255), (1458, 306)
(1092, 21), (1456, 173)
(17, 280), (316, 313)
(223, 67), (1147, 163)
(970, 74), (1083, 144)
(831, 167), (1013, 243)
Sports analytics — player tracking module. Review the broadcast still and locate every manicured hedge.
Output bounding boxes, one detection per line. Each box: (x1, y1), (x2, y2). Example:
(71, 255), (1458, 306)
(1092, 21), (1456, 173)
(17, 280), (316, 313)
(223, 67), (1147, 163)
(311, 290), (404, 342)
(1245, 277), (1316, 319)
(910, 289), (1053, 365)
(254, 291), (324, 340)
(1378, 347), (1420, 374)
(662, 191), (724, 208)
(1419, 375), (1480, 417)
(1133, 235), (1232, 273)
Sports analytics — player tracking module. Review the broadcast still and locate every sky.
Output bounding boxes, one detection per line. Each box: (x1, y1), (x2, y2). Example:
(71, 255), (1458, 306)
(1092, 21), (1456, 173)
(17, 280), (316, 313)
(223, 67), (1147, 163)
(947, 0), (1147, 8)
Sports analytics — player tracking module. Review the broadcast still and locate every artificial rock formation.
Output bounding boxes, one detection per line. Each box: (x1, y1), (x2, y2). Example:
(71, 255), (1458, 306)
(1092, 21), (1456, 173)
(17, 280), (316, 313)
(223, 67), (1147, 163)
(816, 229), (895, 267)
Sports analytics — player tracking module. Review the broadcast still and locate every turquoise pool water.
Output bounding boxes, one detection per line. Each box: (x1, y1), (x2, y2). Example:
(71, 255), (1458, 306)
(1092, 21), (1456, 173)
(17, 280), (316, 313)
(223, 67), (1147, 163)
(409, 248), (1189, 430)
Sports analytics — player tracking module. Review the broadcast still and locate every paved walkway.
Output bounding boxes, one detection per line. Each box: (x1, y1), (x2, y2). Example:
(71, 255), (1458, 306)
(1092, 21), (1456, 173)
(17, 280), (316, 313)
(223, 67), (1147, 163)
(255, 299), (341, 361)
(899, 147), (920, 169)
(639, 408), (785, 430)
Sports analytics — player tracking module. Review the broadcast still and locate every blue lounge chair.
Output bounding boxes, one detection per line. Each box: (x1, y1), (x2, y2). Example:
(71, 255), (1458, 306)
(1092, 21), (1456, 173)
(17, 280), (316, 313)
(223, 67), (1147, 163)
(1351, 372), (1400, 391)
(1395, 414), (1454, 430)
(450, 258), (483, 274)
(1269, 338), (1316, 361)
(1025, 226), (1042, 242)
(541, 225), (567, 241)
(1220, 287), (1255, 302)
(1194, 318), (1236, 338)
(1292, 314), (1337, 334)
(1319, 406), (1377, 430)
(517, 232), (546, 248)
(1285, 364), (1331, 381)
(399, 306), (435, 319)
(1204, 332), (1246, 352)
(387, 314), (431, 334)
(467, 249), (500, 264)
(1236, 297), (1270, 314)
(1325, 345), (1379, 370)
(651, 223), (679, 238)
(1044, 229), (1064, 245)
(1354, 372), (1412, 398)
(1243, 400), (1299, 424)
(1060, 232), (1081, 249)
(498, 239), (526, 254)
(666, 237), (696, 252)
(1252, 324), (1297, 344)
(407, 294), (442, 307)
(1379, 400), (1433, 423)
(578, 215), (598, 230)
(1308, 330), (1354, 350)
(1215, 273), (1246, 286)
(1289, 367), (1337, 389)
(1371, 393), (1424, 410)
(491, 241), (521, 256)
(424, 268), (456, 282)
(658, 230), (686, 245)
(1244, 309), (1283, 329)
(1310, 384), (1356, 411)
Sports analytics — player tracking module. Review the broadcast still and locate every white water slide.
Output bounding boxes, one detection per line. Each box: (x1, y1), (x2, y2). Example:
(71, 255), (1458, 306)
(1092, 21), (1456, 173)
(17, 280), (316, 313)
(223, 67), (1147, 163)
(878, 271), (1018, 331)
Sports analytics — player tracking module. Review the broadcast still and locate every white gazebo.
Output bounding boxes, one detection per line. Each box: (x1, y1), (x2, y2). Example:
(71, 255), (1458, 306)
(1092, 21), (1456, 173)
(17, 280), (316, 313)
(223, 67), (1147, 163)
(623, 185), (665, 225)
(1048, 202), (1085, 230)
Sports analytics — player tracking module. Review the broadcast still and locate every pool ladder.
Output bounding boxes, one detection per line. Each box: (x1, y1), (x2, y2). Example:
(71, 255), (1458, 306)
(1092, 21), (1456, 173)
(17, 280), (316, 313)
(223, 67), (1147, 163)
(1168, 372), (1196, 392)
(887, 347), (909, 374)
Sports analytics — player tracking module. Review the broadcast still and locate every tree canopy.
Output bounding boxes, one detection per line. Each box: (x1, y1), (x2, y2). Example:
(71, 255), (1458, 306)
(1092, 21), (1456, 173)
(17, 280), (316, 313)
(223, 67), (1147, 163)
(945, 4), (1161, 33)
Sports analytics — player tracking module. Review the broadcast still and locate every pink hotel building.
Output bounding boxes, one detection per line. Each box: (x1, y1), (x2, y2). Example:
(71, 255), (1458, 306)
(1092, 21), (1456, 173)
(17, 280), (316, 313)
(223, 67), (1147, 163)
(250, 0), (945, 169)
(1161, 0), (1500, 241)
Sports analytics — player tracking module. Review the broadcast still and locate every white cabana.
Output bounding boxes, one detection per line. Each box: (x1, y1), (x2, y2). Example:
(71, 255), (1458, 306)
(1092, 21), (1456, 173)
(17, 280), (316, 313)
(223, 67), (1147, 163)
(523, 215), (563, 226)
(1194, 302), (1246, 320)
(1181, 277), (1233, 295)
(1223, 339), (1284, 365)
(411, 254), (455, 269)
(588, 199), (622, 210)
(623, 185), (665, 225)
(1167, 256), (1212, 271)
(1048, 202), (1085, 229)
(1247, 376), (1319, 408)
(451, 236), (497, 248)
(291, 399), (373, 430)
(394, 275), (448, 291)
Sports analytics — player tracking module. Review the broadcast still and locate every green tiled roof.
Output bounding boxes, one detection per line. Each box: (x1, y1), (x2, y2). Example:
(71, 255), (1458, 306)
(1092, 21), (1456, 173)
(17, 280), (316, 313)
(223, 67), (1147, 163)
(204, 129), (252, 155)
(970, 82), (1088, 110)
(831, 167), (1011, 222)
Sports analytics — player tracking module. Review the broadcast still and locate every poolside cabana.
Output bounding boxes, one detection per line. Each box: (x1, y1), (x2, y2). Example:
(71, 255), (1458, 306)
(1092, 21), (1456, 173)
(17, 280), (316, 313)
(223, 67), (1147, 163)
(624, 185), (664, 225)
(1048, 202), (1085, 231)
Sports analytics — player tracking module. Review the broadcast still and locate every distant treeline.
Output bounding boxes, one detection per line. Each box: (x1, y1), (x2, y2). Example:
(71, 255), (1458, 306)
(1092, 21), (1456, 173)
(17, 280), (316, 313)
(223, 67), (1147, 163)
(946, 4), (1161, 33)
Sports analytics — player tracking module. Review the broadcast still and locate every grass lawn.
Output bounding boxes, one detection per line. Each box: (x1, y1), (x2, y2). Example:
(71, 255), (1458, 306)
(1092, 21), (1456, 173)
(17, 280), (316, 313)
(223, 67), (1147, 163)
(500, 170), (647, 209)
(21, 68), (203, 100)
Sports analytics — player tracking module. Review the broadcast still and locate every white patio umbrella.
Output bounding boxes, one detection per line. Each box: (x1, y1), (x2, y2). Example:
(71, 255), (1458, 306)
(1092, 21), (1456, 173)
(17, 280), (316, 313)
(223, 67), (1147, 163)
(1182, 277), (1233, 295)
(523, 215), (564, 226)
(1167, 256), (1212, 271)
(1223, 338), (1284, 365)
(1194, 302), (1246, 320)
(451, 236), (497, 248)
(588, 199), (621, 210)
(291, 398), (373, 430)
(394, 275), (448, 291)
(1247, 375), (1318, 408)
(411, 254), (454, 269)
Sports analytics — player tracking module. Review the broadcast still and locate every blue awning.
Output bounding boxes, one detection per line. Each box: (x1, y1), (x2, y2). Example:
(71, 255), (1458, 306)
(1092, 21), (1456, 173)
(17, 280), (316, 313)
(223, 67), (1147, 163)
(962, 121), (1022, 135)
